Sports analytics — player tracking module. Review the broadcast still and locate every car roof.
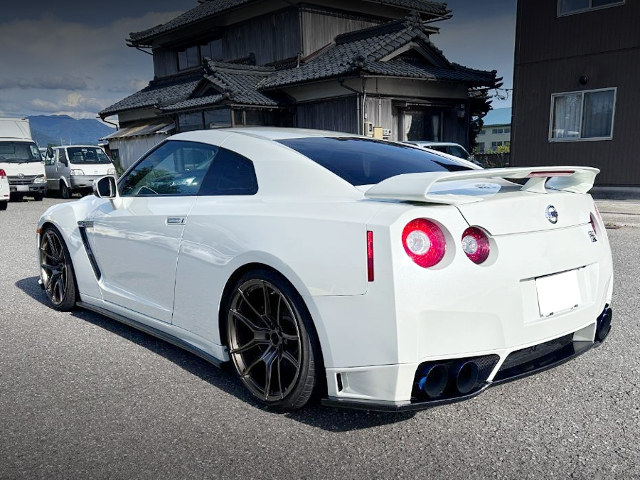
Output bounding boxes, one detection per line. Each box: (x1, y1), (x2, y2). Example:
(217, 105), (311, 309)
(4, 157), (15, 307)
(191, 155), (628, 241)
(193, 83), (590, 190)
(407, 141), (464, 147)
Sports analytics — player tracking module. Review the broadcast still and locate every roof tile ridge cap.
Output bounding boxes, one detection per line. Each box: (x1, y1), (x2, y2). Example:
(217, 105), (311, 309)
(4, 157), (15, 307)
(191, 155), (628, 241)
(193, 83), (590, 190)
(207, 59), (274, 73)
(335, 18), (406, 45)
(361, 14), (423, 63)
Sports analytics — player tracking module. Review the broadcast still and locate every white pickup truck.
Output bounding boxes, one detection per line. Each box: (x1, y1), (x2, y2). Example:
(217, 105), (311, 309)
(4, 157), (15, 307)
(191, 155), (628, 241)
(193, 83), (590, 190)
(0, 118), (47, 201)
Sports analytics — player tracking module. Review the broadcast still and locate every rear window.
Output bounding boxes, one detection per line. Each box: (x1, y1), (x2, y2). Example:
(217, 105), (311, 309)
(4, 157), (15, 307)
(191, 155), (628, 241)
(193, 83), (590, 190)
(277, 137), (471, 186)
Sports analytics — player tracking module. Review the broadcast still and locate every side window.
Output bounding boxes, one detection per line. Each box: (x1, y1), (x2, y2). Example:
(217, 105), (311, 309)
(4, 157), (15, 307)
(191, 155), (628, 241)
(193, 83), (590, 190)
(199, 148), (258, 196)
(119, 140), (218, 197)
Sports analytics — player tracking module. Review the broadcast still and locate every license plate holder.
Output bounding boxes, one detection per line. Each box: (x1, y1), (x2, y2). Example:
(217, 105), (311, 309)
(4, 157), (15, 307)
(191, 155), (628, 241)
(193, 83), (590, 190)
(536, 269), (581, 317)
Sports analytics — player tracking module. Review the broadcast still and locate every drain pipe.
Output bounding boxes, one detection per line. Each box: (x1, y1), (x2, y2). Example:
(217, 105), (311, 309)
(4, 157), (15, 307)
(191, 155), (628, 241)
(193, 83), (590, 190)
(338, 77), (362, 135)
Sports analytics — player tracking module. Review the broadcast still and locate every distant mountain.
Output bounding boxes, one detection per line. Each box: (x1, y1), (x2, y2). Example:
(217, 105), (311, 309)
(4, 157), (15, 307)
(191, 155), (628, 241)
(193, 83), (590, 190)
(28, 115), (115, 147)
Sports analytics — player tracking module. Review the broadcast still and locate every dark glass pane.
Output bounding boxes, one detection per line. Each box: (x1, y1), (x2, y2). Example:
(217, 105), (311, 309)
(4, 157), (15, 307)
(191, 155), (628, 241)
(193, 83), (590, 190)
(199, 148), (258, 196)
(592, 0), (622, 7)
(204, 108), (231, 128)
(178, 112), (204, 132)
(582, 90), (615, 138)
(119, 140), (217, 197)
(559, 0), (590, 13)
(277, 137), (471, 186)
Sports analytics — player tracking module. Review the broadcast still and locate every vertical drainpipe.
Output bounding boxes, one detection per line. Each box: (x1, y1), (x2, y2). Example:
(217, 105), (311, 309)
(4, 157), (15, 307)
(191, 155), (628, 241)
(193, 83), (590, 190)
(361, 78), (367, 136)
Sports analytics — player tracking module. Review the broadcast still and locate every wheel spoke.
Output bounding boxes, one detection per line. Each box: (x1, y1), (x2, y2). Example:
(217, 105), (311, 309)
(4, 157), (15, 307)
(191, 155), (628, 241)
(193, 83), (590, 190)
(229, 337), (270, 355)
(276, 353), (284, 400)
(241, 346), (275, 378)
(281, 350), (300, 373)
(281, 332), (299, 342)
(231, 309), (268, 334)
(262, 281), (272, 317)
(237, 288), (271, 327)
(263, 348), (278, 400)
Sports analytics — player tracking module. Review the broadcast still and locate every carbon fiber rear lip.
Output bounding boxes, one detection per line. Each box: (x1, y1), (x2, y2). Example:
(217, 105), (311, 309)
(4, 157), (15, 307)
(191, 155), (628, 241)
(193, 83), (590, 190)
(321, 338), (603, 412)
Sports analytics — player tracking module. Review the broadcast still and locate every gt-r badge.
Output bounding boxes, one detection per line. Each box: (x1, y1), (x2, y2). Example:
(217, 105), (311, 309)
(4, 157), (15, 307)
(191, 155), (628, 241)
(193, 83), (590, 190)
(545, 205), (558, 224)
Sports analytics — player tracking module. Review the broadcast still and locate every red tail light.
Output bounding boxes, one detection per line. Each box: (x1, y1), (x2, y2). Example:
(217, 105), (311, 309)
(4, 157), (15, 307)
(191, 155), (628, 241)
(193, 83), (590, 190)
(367, 230), (374, 282)
(461, 227), (490, 264)
(402, 219), (446, 268)
(0, 169), (6, 178)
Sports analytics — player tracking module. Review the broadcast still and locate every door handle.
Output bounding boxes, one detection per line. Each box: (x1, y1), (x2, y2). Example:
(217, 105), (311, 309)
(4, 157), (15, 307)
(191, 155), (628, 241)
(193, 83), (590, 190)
(166, 217), (186, 225)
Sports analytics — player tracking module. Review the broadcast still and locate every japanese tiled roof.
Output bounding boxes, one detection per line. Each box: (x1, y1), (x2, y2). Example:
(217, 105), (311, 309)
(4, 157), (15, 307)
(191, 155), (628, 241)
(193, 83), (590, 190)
(128, 0), (450, 45)
(259, 14), (496, 89)
(161, 61), (280, 112)
(99, 71), (204, 116)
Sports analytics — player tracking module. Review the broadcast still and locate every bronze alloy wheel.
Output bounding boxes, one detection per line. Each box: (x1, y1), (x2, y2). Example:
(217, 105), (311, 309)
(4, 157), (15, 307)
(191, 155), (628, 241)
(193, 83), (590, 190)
(40, 227), (77, 311)
(227, 271), (319, 409)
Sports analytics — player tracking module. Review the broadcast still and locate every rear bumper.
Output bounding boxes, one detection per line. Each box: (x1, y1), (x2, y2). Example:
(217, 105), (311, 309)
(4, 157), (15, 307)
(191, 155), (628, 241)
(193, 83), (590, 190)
(322, 307), (612, 412)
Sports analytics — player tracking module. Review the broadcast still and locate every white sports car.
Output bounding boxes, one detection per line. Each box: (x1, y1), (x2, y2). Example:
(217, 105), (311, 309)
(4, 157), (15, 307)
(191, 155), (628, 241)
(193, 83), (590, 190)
(37, 128), (613, 411)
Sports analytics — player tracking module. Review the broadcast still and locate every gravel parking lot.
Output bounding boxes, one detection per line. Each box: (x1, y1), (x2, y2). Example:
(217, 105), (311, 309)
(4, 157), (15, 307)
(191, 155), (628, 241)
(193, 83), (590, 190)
(1, 197), (639, 479)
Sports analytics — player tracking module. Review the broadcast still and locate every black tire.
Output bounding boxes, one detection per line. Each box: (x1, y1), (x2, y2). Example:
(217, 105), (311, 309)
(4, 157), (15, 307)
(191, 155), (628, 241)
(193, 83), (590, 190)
(33, 193), (43, 201)
(0, 201), (7, 210)
(60, 182), (71, 199)
(39, 226), (78, 311)
(225, 269), (321, 410)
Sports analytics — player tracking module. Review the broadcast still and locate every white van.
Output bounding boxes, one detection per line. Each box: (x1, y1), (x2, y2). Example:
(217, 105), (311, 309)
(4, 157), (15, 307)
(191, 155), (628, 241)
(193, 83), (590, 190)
(0, 118), (47, 201)
(0, 169), (9, 210)
(44, 145), (116, 198)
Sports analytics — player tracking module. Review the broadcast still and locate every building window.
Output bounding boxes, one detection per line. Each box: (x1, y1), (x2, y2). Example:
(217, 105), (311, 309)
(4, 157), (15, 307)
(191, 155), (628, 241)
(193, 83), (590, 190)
(177, 112), (204, 132)
(558, 0), (624, 15)
(550, 88), (616, 141)
(491, 141), (504, 148)
(504, 127), (510, 134)
(177, 38), (223, 71)
(178, 46), (199, 71)
(479, 129), (486, 135)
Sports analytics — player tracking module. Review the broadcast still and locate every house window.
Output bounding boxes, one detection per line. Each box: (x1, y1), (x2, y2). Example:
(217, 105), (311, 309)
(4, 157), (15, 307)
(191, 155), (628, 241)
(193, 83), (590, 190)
(178, 46), (199, 71)
(492, 128), (503, 134)
(504, 127), (511, 134)
(550, 88), (616, 141)
(177, 38), (223, 71)
(177, 112), (204, 132)
(201, 39), (223, 62)
(491, 141), (504, 148)
(204, 108), (231, 128)
(558, 0), (624, 15)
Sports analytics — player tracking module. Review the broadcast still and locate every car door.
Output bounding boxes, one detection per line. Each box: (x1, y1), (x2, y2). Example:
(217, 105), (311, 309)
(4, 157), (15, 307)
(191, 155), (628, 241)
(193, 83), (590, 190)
(43, 150), (57, 189)
(86, 140), (218, 323)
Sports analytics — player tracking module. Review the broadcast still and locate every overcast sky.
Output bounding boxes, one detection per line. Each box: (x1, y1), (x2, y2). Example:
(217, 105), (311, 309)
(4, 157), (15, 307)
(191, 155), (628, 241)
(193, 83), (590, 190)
(0, 0), (516, 122)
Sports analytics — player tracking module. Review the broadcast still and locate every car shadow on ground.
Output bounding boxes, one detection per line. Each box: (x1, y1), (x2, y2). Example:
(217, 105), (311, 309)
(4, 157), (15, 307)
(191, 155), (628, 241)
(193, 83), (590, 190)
(16, 276), (417, 431)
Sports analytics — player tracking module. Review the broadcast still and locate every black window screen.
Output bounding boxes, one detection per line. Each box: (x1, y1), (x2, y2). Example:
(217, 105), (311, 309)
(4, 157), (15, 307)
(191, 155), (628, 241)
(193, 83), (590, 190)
(199, 148), (258, 196)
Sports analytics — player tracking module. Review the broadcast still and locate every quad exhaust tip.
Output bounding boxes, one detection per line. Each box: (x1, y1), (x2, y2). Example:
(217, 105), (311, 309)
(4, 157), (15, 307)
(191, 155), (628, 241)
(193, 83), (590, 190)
(596, 307), (612, 342)
(418, 360), (481, 398)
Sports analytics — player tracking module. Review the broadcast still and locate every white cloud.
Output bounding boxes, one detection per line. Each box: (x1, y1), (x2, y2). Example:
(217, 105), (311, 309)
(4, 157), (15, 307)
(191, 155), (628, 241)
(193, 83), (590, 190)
(0, 11), (181, 118)
(0, 75), (88, 90)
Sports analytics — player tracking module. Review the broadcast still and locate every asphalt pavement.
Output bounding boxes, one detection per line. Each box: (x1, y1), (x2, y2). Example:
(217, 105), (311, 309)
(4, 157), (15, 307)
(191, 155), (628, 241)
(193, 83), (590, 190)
(1, 196), (639, 480)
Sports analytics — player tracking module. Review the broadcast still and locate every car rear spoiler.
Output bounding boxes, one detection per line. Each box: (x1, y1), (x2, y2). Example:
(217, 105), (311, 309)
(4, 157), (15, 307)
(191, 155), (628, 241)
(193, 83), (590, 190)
(364, 166), (600, 205)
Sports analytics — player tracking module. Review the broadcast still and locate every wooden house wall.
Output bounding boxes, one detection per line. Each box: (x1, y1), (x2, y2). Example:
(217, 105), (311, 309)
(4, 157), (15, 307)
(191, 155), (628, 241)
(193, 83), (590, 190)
(153, 48), (178, 78)
(296, 96), (358, 133)
(516, 0), (639, 65)
(511, 48), (640, 186)
(300, 10), (380, 56)
(512, 0), (640, 186)
(223, 8), (301, 65)
(364, 97), (395, 140)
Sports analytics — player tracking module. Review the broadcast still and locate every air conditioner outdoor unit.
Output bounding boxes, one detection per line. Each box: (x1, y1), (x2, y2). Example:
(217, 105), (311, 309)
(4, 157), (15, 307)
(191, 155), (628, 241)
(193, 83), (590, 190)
(363, 121), (373, 137)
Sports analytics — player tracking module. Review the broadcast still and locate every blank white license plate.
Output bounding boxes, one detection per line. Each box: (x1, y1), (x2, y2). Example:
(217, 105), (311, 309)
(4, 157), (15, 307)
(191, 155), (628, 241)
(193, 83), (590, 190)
(536, 269), (581, 317)
(17, 185), (28, 192)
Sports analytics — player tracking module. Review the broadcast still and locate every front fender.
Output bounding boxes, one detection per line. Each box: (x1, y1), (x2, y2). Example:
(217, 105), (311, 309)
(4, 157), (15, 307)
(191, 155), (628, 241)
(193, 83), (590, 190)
(38, 196), (105, 300)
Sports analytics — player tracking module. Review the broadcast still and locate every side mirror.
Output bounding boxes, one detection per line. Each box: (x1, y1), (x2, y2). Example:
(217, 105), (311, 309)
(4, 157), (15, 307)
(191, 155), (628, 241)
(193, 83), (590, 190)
(94, 176), (118, 198)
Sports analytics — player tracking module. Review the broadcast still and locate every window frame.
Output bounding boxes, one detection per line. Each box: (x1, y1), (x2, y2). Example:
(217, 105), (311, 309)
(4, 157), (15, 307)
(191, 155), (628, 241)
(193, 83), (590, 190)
(117, 140), (219, 198)
(557, 0), (624, 17)
(548, 87), (617, 142)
